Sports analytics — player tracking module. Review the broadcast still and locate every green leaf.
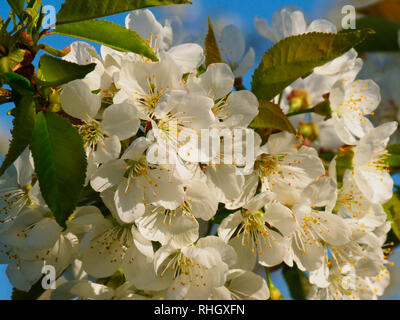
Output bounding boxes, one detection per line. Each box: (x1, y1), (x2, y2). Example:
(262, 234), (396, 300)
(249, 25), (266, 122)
(250, 100), (296, 134)
(383, 192), (400, 241)
(7, 0), (25, 17)
(251, 29), (373, 101)
(282, 263), (310, 300)
(347, 17), (400, 52)
(388, 144), (400, 154)
(36, 54), (96, 87)
(30, 112), (87, 227)
(57, 0), (191, 24)
(2, 72), (34, 95)
(53, 19), (158, 61)
(212, 204), (236, 225)
(204, 18), (223, 67)
(0, 95), (36, 176)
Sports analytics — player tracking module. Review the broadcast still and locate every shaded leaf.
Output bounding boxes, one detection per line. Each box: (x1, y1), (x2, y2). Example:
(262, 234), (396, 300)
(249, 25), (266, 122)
(204, 18), (223, 67)
(348, 17), (400, 52)
(359, 0), (400, 25)
(250, 100), (296, 134)
(30, 112), (87, 227)
(12, 278), (45, 300)
(251, 29), (372, 101)
(387, 144), (400, 155)
(36, 54), (96, 87)
(0, 95), (36, 176)
(282, 263), (310, 300)
(8, 49), (26, 71)
(387, 144), (400, 169)
(383, 192), (400, 241)
(212, 204), (236, 225)
(313, 99), (332, 118)
(57, 0), (191, 24)
(7, 0), (25, 17)
(53, 19), (158, 61)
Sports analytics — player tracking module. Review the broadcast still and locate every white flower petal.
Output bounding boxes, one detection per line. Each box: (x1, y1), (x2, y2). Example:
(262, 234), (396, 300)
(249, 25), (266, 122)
(102, 103), (140, 140)
(25, 218), (62, 250)
(90, 160), (125, 192)
(234, 47), (255, 77)
(221, 24), (245, 62)
(114, 179), (145, 223)
(264, 201), (296, 236)
(60, 80), (101, 120)
(167, 43), (204, 73)
(226, 269), (270, 300)
(71, 282), (114, 300)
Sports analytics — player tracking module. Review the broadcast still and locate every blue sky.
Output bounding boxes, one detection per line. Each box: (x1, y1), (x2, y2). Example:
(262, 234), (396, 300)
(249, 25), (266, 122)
(0, 0), (399, 300)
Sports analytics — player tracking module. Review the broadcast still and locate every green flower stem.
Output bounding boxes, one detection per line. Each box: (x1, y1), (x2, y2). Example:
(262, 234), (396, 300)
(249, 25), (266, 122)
(286, 107), (315, 117)
(265, 267), (284, 300)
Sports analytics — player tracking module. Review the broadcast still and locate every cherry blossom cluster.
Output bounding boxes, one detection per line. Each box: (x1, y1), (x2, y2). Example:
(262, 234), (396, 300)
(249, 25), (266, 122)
(0, 7), (398, 300)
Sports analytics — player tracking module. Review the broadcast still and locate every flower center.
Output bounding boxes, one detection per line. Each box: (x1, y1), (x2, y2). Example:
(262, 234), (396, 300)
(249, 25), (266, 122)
(236, 210), (273, 254)
(366, 149), (390, 173)
(0, 184), (32, 224)
(256, 154), (286, 178)
(77, 119), (105, 154)
(212, 97), (231, 120)
(124, 157), (149, 179)
(89, 224), (132, 263)
(135, 74), (169, 117)
(160, 250), (209, 288)
(149, 201), (195, 226)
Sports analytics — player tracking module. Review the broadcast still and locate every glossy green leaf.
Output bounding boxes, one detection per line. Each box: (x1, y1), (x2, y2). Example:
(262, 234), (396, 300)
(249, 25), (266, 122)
(36, 54), (96, 87)
(0, 95), (36, 176)
(57, 0), (191, 24)
(282, 263), (310, 300)
(204, 18), (223, 67)
(250, 100), (296, 134)
(251, 29), (373, 101)
(30, 112), (87, 227)
(53, 19), (158, 61)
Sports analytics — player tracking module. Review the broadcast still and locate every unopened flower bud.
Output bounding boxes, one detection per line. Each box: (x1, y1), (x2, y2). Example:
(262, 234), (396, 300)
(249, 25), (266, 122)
(299, 122), (320, 142)
(48, 90), (61, 112)
(287, 89), (310, 113)
(269, 285), (284, 300)
(0, 56), (11, 74)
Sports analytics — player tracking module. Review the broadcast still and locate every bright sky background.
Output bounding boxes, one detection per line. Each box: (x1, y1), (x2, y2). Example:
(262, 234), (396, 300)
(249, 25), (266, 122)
(0, 0), (399, 300)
